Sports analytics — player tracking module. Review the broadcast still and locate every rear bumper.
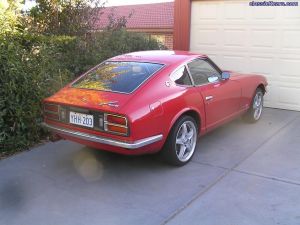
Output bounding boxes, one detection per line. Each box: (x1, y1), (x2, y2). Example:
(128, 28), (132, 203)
(42, 122), (163, 150)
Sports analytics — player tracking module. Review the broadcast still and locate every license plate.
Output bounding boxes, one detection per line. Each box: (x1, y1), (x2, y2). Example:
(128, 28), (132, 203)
(69, 111), (94, 128)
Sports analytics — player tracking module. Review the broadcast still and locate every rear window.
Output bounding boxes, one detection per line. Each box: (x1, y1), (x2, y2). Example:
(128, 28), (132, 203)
(72, 61), (164, 94)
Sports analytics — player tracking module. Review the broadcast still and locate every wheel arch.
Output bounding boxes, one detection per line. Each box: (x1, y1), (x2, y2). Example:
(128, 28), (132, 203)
(160, 108), (202, 166)
(249, 83), (266, 104)
(257, 83), (266, 94)
(167, 108), (203, 138)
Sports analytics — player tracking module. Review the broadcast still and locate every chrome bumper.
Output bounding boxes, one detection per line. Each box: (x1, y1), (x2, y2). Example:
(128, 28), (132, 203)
(42, 122), (163, 149)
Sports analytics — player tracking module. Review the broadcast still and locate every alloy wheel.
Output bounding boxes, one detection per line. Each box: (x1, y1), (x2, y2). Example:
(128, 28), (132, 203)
(175, 121), (197, 162)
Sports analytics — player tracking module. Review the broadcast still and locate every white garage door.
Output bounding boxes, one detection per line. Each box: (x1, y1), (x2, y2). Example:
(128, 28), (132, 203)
(190, 0), (300, 111)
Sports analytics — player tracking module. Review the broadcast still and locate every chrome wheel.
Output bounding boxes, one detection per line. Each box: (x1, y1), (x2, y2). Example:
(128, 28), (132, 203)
(175, 121), (197, 162)
(253, 91), (263, 120)
(161, 115), (198, 166)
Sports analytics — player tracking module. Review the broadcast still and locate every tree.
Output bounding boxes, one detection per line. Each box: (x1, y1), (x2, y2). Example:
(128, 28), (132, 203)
(105, 8), (134, 31)
(0, 0), (24, 35)
(28, 0), (105, 35)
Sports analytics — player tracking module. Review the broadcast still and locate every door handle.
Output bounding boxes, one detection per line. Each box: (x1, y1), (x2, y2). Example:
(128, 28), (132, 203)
(205, 96), (213, 101)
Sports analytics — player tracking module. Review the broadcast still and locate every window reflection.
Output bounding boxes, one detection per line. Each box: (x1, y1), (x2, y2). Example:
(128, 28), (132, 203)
(73, 61), (164, 93)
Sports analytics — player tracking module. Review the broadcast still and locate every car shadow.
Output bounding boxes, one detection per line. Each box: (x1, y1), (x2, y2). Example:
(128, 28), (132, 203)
(52, 109), (283, 183)
(66, 116), (245, 180)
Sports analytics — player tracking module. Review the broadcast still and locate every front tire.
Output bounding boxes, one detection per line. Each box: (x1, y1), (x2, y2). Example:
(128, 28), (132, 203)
(161, 115), (198, 166)
(243, 88), (264, 123)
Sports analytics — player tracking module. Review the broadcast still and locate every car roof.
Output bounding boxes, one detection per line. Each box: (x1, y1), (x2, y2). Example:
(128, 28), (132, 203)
(109, 50), (207, 65)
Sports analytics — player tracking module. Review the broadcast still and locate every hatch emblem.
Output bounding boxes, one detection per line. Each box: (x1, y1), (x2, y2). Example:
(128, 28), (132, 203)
(99, 101), (119, 108)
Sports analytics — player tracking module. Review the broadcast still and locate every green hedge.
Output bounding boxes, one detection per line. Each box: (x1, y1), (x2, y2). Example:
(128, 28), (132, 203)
(0, 34), (75, 151)
(0, 30), (164, 152)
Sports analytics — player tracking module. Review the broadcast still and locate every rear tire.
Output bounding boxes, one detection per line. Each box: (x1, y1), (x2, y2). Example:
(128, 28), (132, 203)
(243, 88), (264, 123)
(161, 115), (198, 166)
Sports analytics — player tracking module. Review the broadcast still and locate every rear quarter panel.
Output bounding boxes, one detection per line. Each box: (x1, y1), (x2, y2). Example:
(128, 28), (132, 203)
(122, 65), (206, 150)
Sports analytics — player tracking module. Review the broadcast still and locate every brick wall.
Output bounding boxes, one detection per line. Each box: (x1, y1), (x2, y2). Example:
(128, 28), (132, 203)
(150, 33), (173, 50)
(164, 34), (173, 50)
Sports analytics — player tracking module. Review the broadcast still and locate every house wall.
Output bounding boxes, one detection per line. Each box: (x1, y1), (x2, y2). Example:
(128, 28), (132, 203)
(164, 34), (173, 50)
(151, 33), (173, 49)
(126, 29), (173, 49)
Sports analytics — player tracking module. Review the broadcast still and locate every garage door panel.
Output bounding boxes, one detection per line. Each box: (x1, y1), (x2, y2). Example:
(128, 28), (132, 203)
(222, 55), (247, 72)
(190, 0), (300, 111)
(249, 56), (274, 76)
(194, 28), (219, 46)
(279, 76), (300, 84)
(280, 58), (300, 79)
(224, 2), (247, 19)
(250, 29), (275, 48)
(278, 86), (300, 107)
(283, 6), (300, 19)
(282, 30), (300, 49)
(251, 6), (276, 20)
(224, 29), (246, 47)
(191, 2), (218, 20)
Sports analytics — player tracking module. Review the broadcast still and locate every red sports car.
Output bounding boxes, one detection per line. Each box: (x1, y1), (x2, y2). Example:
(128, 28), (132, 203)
(42, 51), (267, 166)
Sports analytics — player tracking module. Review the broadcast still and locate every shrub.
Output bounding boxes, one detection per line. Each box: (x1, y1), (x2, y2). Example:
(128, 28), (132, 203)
(0, 34), (75, 151)
(80, 29), (167, 72)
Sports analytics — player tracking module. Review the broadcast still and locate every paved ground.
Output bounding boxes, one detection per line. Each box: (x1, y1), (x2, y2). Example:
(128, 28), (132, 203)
(1, 108), (300, 225)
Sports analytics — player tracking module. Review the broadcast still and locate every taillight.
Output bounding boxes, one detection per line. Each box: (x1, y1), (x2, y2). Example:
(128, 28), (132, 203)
(44, 103), (62, 121)
(106, 114), (127, 126)
(104, 113), (128, 136)
(44, 103), (59, 113)
(44, 112), (59, 120)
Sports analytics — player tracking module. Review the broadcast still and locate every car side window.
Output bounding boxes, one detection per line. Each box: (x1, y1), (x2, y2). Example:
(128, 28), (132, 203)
(170, 66), (192, 86)
(187, 59), (221, 85)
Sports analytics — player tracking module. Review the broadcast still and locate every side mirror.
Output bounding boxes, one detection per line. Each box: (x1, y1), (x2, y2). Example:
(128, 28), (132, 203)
(208, 76), (219, 83)
(221, 71), (230, 80)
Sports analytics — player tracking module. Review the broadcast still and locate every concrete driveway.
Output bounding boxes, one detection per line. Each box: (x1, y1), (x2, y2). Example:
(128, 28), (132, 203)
(1, 108), (300, 225)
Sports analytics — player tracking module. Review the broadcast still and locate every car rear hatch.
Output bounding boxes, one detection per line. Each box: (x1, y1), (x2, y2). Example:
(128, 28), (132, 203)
(43, 61), (165, 136)
(43, 87), (133, 136)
